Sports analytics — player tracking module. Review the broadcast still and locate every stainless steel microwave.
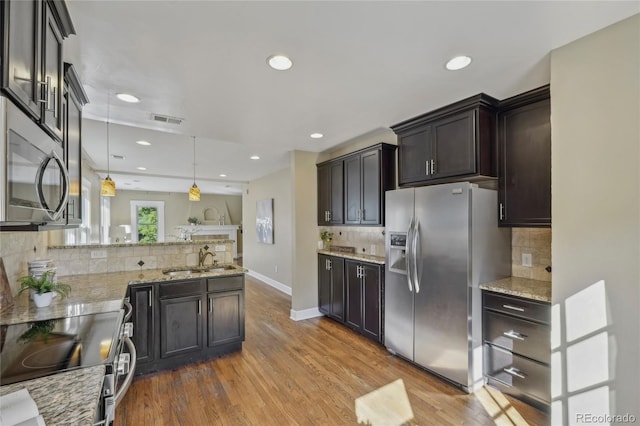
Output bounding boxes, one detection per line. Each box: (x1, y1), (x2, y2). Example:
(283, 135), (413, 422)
(1, 97), (70, 229)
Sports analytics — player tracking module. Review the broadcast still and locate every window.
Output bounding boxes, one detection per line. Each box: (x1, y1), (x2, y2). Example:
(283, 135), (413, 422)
(130, 201), (165, 243)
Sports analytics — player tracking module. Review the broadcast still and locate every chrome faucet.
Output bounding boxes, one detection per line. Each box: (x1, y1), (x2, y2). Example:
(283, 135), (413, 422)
(198, 248), (216, 267)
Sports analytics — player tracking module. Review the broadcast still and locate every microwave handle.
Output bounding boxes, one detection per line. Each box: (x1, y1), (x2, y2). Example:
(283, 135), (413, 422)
(35, 150), (69, 221)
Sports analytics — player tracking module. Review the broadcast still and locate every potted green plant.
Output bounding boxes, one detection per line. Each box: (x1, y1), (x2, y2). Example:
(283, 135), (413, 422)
(187, 216), (201, 225)
(320, 231), (334, 249)
(18, 271), (71, 308)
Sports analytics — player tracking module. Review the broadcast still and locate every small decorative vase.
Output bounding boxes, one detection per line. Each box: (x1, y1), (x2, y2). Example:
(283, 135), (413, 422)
(324, 240), (331, 250)
(33, 292), (53, 308)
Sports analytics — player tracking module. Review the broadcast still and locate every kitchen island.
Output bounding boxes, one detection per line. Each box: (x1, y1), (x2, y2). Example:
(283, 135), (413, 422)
(0, 264), (246, 423)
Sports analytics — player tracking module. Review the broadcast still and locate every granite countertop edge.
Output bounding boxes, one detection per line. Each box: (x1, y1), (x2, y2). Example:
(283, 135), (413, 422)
(480, 276), (552, 303)
(317, 249), (385, 265)
(0, 366), (105, 426)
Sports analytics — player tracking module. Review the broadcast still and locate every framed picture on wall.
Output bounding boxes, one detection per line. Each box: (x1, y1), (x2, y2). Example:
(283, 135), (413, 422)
(256, 198), (274, 244)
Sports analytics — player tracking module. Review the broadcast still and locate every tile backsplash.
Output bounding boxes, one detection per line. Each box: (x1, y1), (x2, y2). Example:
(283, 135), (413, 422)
(318, 226), (385, 257)
(511, 228), (552, 282)
(0, 232), (50, 295)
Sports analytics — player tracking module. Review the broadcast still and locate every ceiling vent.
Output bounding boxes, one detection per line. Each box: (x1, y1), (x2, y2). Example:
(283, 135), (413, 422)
(151, 113), (183, 125)
(111, 154), (126, 160)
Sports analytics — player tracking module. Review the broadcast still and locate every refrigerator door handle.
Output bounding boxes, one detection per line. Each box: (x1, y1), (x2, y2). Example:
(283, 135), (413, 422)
(405, 217), (415, 292)
(412, 220), (420, 293)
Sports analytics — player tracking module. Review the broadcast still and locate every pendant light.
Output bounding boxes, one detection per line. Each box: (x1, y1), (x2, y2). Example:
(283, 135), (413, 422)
(100, 94), (116, 196)
(189, 136), (200, 201)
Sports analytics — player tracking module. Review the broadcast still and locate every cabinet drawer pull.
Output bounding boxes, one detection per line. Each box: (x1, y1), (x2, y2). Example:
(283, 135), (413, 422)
(499, 203), (505, 221)
(149, 288), (153, 307)
(430, 159), (435, 175)
(425, 161), (430, 176)
(503, 330), (526, 340)
(208, 297), (212, 313)
(504, 367), (526, 379)
(502, 304), (525, 312)
(198, 300), (201, 315)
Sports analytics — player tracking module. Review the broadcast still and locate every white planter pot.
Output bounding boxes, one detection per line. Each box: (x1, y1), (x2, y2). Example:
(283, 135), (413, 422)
(32, 292), (54, 308)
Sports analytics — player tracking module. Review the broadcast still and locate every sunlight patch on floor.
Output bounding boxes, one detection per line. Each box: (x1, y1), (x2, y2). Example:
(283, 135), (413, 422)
(476, 386), (530, 425)
(355, 379), (414, 426)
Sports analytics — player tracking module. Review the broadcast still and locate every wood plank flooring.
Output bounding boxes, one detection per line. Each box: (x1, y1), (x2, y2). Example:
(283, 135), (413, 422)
(116, 275), (549, 425)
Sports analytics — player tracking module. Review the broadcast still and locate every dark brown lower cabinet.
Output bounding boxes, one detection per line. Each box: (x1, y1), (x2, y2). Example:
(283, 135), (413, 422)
(318, 254), (345, 321)
(207, 290), (244, 347)
(160, 294), (203, 358)
(345, 260), (383, 343)
(128, 285), (155, 365)
(129, 274), (245, 375)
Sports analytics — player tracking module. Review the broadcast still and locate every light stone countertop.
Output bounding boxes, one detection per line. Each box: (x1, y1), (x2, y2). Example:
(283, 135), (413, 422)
(317, 249), (385, 265)
(0, 265), (247, 325)
(0, 365), (105, 426)
(49, 239), (234, 249)
(479, 276), (551, 303)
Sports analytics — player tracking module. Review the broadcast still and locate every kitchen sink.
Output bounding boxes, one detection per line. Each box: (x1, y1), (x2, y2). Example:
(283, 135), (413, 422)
(162, 265), (238, 275)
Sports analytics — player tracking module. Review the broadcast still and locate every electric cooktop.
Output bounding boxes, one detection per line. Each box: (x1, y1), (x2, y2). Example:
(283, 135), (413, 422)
(0, 311), (123, 386)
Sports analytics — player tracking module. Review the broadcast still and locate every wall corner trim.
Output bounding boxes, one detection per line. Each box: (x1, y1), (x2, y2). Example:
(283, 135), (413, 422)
(246, 269), (292, 295)
(289, 307), (323, 321)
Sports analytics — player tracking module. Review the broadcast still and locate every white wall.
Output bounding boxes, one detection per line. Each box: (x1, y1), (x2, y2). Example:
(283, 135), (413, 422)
(550, 14), (639, 425)
(242, 168), (293, 291)
(290, 150), (320, 316)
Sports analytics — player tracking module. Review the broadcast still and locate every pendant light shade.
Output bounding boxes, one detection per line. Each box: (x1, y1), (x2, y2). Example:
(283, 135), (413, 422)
(189, 136), (200, 201)
(100, 94), (116, 196)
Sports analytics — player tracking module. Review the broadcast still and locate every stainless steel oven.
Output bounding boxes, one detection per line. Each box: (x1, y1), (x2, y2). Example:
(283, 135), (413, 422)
(0, 304), (136, 426)
(1, 97), (69, 228)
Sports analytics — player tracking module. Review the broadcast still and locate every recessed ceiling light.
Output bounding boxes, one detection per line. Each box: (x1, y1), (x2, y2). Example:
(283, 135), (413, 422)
(219, 174), (227, 177)
(250, 155), (260, 160)
(116, 93), (140, 103)
(136, 166), (147, 171)
(136, 140), (151, 146)
(310, 133), (323, 139)
(267, 54), (293, 71)
(445, 55), (472, 71)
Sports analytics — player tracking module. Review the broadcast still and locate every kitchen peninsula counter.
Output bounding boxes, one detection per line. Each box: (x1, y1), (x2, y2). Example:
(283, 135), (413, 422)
(0, 265), (247, 325)
(0, 366), (105, 426)
(479, 276), (551, 303)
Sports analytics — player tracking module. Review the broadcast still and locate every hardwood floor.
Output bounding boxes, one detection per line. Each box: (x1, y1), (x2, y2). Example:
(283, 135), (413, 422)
(116, 275), (549, 425)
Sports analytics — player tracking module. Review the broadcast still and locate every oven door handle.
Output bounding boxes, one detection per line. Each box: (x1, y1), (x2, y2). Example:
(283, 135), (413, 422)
(123, 299), (133, 322)
(115, 336), (137, 407)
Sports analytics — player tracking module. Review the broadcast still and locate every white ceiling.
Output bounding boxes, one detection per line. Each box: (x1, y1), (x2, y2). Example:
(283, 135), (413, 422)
(64, 1), (639, 195)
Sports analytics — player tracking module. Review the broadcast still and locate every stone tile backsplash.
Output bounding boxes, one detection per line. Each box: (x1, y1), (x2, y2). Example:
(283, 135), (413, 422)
(0, 232), (50, 295)
(48, 241), (233, 277)
(511, 228), (552, 282)
(318, 226), (385, 257)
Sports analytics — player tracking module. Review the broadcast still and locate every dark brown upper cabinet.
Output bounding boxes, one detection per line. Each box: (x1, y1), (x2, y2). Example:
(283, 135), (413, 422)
(317, 143), (396, 227)
(63, 63), (89, 226)
(1, 0), (75, 142)
(392, 93), (499, 187)
(317, 160), (344, 226)
(498, 85), (551, 227)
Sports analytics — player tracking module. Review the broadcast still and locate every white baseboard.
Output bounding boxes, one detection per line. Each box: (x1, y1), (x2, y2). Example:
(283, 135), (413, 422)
(247, 269), (292, 295)
(289, 307), (323, 321)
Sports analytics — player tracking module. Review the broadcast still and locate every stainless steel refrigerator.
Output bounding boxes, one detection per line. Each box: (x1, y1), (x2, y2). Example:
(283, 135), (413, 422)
(384, 182), (511, 392)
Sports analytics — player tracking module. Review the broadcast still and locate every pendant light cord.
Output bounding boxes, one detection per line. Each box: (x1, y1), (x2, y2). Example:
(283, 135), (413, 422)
(106, 95), (111, 176)
(192, 136), (196, 184)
